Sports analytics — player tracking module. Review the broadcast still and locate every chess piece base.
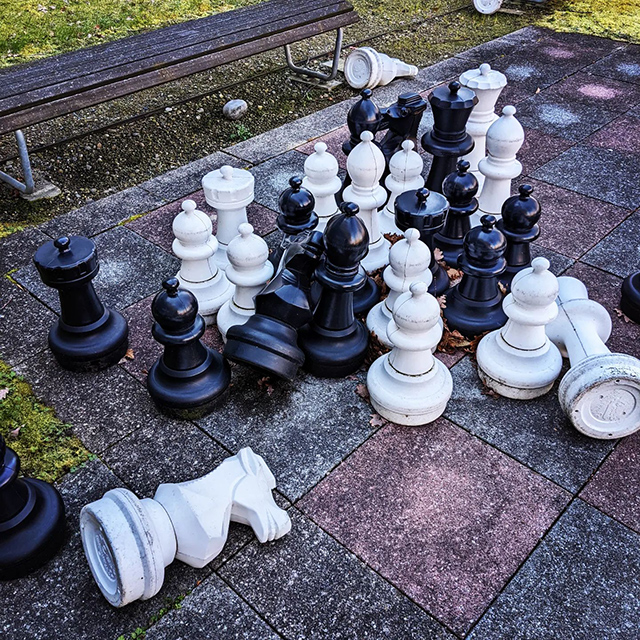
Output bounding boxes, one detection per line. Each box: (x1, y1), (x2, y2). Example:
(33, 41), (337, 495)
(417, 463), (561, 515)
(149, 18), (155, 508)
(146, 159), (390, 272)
(366, 301), (392, 347)
(360, 236), (391, 272)
(621, 272), (640, 324)
(430, 262), (451, 297)
(216, 301), (251, 342)
(378, 209), (401, 237)
(353, 276), (381, 315)
(444, 290), (507, 338)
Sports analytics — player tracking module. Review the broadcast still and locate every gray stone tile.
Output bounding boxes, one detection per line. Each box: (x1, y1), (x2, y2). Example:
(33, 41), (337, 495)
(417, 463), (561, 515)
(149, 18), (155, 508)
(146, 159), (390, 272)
(530, 243), (574, 275)
(414, 56), (477, 90)
(0, 227), (50, 274)
(454, 27), (540, 63)
(443, 357), (616, 492)
(585, 44), (640, 86)
(469, 500), (640, 640)
(219, 509), (454, 640)
(249, 150), (307, 212)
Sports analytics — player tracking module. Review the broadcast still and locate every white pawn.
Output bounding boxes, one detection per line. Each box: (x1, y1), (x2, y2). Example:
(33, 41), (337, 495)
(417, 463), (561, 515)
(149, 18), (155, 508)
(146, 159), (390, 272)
(473, 105), (524, 227)
(302, 142), (341, 233)
(380, 140), (425, 236)
(343, 130), (390, 271)
(217, 223), (274, 341)
(459, 63), (508, 190)
(476, 257), (563, 399)
(367, 281), (453, 426)
(172, 200), (233, 325)
(366, 228), (431, 347)
(202, 165), (255, 270)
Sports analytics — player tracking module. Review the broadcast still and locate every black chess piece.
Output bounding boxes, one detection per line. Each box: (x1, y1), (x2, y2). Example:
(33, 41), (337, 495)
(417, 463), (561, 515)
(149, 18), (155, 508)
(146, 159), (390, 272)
(147, 278), (230, 419)
(378, 92), (428, 164)
(497, 184), (541, 288)
(395, 187), (450, 296)
(421, 80), (478, 194)
(621, 271), (640, 324)
(0, 435), (66, 580)
(434, 160), (479, 267)
(270, 176), (319, 268)
(342, 89), (383, 157)
(224, 232), (324, 381)
(443, 214), (507, 338)
(33, 235), (129, 372)
(299, 202), (370, 377)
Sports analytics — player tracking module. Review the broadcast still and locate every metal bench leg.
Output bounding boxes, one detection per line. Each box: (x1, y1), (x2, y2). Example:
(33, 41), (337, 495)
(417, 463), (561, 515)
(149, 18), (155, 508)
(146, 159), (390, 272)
(285, 28), (344, 81)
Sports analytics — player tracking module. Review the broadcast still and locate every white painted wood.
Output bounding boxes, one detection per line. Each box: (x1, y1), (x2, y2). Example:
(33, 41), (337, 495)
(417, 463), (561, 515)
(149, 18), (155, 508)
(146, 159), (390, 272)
(302, 142), (341, 233)
(344, 47), (418, 90)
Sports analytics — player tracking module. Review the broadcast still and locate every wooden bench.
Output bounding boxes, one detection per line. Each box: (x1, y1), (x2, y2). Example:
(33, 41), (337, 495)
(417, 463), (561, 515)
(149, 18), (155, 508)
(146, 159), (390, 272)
(0, 0), (358, 197)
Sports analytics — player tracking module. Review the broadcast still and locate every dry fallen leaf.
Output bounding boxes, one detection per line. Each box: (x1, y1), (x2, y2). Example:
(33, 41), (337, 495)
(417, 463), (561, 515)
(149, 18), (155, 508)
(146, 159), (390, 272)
(9, 426), (20, 438)
(383, 232), (404, 246)
(0, 388), (9, 401)
(614, 308), (633, 324)
(370, 413), (388, 428)
(498, 281), (508, 296)
(446, 267), (463, 287)
(257, 376), (275, 396)
(437, 294), (447, 309)
(124, 348), (135, 360)
(355, 383), (370, 400)
(433, 247), (444, 263)
(365, 330), (391, 366)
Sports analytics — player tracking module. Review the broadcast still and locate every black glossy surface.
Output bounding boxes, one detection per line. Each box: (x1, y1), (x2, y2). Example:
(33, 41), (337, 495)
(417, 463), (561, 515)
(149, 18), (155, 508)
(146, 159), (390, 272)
(621, 271), (640, 324)
(342, 89), (383, 157)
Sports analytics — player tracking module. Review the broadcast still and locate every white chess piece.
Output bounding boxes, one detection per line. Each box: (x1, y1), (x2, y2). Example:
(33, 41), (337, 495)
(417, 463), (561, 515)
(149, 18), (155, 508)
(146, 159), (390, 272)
(80, 448), (291, 607)
(302, 142), (341, 233)
(473, 105), (524, 227)
(380, 140), (424, 236)
(476, 257), (563, 399)
(202, 165), (254, 269)
(343, 130), (391, 271)
(344, 47), (418, 90)
(545, 276), (640, 439)
(172, 200), (233, 324)
(217, 223), (274, 341)
(459, 63), (508, 190)
(367, 281), (453, 425)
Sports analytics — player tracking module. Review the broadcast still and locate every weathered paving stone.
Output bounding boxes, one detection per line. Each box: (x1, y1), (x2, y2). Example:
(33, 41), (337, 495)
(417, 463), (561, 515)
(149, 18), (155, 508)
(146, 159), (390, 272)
(299, 420), (569, 636)
(586, 114), (640, 154)
(443, 356), (616, 492)
(0, 227), (51, 275)
(469, 500), (640, 640)
(584, 43), (640, 86)
(518, 127), (573, 175)
(249, 150), (308, 212)
(454, 26), (537, 63)
(219, 509), (454, 640)
(529, 243), (574, 276)
(296, 125), (349, 170)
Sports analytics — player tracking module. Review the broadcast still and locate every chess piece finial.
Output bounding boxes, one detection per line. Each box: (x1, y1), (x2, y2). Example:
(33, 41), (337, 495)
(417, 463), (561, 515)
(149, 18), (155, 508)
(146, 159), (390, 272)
(344, 47), (418, 90)
(302, 142), (341, 233)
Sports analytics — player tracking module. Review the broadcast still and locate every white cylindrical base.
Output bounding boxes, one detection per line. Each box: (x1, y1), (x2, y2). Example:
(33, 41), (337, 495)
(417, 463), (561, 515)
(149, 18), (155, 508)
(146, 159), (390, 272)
(178, 272), (234, 324)
(361, 235), (391, 272)
(217, 300), (253, 341)
(378, 208), (401, 236)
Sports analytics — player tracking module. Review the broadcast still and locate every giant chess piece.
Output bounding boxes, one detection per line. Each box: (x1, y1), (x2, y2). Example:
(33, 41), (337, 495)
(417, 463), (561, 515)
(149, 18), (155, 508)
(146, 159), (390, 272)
(498, 184), (541, 288)
(80, 448), (290, 607)
(344, 47), (418, 90)
(270, 176), (319, 269)
(621, 271), (640, 324)
(459, 63), (508, 189)
(202, 165), (254, 270)
(380, 140), (424, 236)
(343, 131), (391, 271)
(147, 278), (230, 419)
(217, 223), (274, 342)
(546, 277), (640, 439)
(395, 188), (450, 296)
(443, 214), (507, 338)
(477, 257), (563, 399)
(342, 89), (383, 158)
(421, 80), (478, 194)
(34, 235), (128, 371)
(0, 435), (66, 580)
(224, 232), (324, 380)
(366, 228), (432, 347)
(378, 92), (428, 165)
(474, 105), (524, 226)
(367, 282), (453, 425)
(299, 202), (370, 377)
(433, 159), (479, 267)
(172, 199), (233, 325)
(302, 142), (341, 233)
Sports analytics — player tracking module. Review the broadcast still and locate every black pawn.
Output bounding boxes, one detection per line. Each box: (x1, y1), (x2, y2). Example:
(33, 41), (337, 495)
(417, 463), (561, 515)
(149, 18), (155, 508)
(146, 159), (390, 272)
(0, 435), (66, 580)
(395, 187), (450, 296)
(33, 235), (129, 372)
(270, 176), (319, 268)
(621, 271), (640, 324)
(299, 202), (370, 378)
(379, 92), (428, 165)
(342, 89), (383, 157)
(147, 278), (230, 419)
(434, 160), (479, 267)
(443, 214), (507, 338)
(224, 232), (324, 381)
(498, 184), (541, 288)
(421, 81), (478, 194)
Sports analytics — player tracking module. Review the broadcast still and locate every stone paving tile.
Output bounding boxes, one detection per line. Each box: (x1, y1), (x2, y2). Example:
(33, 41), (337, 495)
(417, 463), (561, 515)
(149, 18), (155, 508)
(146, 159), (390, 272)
(469, 500), (640, 640)
(249, 150), (308, 212)
(413, 56), (481, 92)
(444, 356), (616, 492)
(296, 125), (349, 170)
(0, 226), (50, 274)
(299, 419), (569, 636)
(585, 43), (640, 86)
(197, 368), (375, 501)
(219, 509), (453, 640)
(586, 113), (640, 154)
(530, 243), (575, 276)
(518, 127), (573, 176)
(454, 26), (537, 63)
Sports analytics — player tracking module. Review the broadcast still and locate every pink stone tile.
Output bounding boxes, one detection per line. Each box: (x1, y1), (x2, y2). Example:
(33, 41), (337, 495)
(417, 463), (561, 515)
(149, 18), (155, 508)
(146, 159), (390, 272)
(586, 114), (640, 154)
(296, 125), (349, 170)
(299, 419), (569, 635)
(519, 127), (573, 175)
(435, 349), (466, 369)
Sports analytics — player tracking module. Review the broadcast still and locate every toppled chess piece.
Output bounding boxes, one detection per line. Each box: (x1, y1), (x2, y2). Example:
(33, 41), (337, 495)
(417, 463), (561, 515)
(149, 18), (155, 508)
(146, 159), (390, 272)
(299, 202), (370, 377)
(421, 80), (478, 194)
(344, 47), (418, 90)
(80, 447), (290, 607)
(366, 228), (432, 347)
(378, 92), (428, 166)
(621, 271), (640, 324)
(367, 281), (453, 425)
(0, 435), (66, 580)
(302, 142), (341, 233)
(172, 199), (233, 324)
(477, 257), (563, 399)
(217, 223), (274, 342)
(202, 165), (254, 269)
(33, 235), (129, 371)
(147, 278), (230, 419)
(546, 277), (640, 439)
(433, 159), (479, 267)
(443, 214), (507, 338)
(224, 232), (324, 380)
(342, 89), (383, 157)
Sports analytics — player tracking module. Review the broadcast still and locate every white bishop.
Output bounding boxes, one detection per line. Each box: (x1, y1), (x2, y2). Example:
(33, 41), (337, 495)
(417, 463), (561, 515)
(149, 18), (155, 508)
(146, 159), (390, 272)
(302, 142), (341, 233)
